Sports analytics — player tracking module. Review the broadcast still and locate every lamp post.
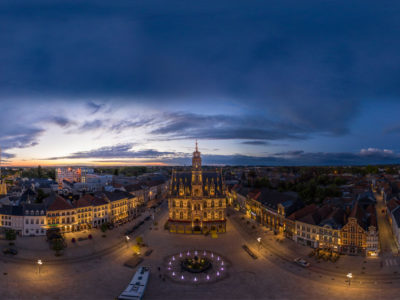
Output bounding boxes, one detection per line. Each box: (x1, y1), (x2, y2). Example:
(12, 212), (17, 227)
(37, 259), (43, 274)
(257, 237), (262, 250)
(347, 272), (352, 286)
(125, 236), (130, 248)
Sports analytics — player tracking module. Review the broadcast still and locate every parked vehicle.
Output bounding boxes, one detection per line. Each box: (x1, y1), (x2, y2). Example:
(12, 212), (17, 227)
(294, 257), (310, 268)
(3, 248), (18, 255)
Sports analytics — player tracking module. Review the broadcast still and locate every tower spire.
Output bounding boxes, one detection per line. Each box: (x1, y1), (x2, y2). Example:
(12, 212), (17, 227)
(195, 139), (198, 152)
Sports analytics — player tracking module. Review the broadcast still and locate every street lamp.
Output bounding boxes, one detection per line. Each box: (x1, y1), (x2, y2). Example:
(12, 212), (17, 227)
(347, 272), (352, 286)
(37, 259), (43, 274)
(125, 236), (130, 248)
(257, 237), (261, 250)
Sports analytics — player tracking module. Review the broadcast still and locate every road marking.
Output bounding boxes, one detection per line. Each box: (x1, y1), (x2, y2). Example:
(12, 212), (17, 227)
(385, 259), (398, 266)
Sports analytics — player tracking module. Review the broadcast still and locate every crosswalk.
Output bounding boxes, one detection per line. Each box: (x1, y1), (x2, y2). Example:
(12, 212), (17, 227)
(384, 258), (398, 266)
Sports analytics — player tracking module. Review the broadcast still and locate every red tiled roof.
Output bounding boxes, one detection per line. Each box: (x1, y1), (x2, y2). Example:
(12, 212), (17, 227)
(74, 194), (94, 208)
(47, 195), (74, 211)
(287, 204), (317, 221)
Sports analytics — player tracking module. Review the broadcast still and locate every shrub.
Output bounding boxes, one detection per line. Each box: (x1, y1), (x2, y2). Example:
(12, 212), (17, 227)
(164, 221), (169, 230)
(71, 238), (76, 243)
(136, 236), (143, 245)
(88, 234), (92, 240)
(100, 223), (108, 232)
(5, 229), (16, 241)
(52, 238), (64, 255)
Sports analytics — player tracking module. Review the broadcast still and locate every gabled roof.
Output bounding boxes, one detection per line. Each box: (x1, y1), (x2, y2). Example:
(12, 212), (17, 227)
(74, 194), (94, 208)
(92, 194), (109, 206)
(47, 195), (74, 211)
(23, 203), (46, 212)
(0, 205), (23, 216)
(287, 204), (317, 221)
(104, 190), (132, 202)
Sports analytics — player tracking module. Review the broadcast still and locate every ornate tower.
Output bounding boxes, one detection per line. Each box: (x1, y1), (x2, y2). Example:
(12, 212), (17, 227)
(191, 140), (203, 197)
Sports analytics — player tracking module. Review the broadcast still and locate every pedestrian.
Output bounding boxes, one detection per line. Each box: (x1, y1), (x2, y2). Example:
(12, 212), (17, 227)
(158, 266), (161, 271)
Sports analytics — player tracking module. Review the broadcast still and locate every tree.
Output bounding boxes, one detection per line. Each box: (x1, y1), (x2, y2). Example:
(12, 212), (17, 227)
(37, 165), (43, 178)
(113, 168), (119, 176)
(52, 238), (65, 256)
(5, 229), (16, 241)
(100, 223), (108, 232)
(36, 188), (48, 203)
(135, 236), (144, 245)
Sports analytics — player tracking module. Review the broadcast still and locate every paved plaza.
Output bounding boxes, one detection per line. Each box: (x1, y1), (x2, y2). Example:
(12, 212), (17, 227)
(1, 203), (400, 299)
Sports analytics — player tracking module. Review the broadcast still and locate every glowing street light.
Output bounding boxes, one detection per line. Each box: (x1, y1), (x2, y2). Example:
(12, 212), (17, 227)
(347, 273), (353, 286)
(37, 259), (43, 274)
(125, 236), (130, 248)
(257, 237), (262, 250)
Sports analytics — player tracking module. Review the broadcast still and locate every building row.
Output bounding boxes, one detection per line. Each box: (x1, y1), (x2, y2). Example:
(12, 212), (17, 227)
(227, 185), (379, 256)
(0, 190), (139, 236)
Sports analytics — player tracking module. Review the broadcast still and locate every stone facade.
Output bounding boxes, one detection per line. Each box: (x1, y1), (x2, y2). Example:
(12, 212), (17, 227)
(168, 142), (226, 234)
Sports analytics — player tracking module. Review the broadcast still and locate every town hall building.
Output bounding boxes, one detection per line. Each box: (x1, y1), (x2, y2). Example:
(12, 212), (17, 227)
(168, 142), (226, 234)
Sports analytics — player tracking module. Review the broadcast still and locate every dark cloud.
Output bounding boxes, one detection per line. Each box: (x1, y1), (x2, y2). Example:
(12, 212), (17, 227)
(1, 0), (400, 137)
(384, 125), (400, 135)
(151, 112), (306, 141)
(0, 127), (43, 150)
(187, 148), (399, 166)
(75, 119), (106, 132)
(241, 141), (269, 145)
(1, 151), (16, 159)
(45, 143), (179, 160)
(109, 118), (154, 133)
(47, 116), (74, 127)
(44, 142), (400, 166)
(86, 101), (105, 114)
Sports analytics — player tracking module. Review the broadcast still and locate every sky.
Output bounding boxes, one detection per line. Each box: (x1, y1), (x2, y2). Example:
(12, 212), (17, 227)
(1, 0), (400, 166)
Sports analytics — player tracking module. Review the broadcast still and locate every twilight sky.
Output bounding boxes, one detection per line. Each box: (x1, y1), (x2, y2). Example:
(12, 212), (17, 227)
(1, 0), (400, 166)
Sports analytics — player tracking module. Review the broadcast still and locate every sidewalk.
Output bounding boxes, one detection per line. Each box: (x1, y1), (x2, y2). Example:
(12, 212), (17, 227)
(228, 207), (399, 280)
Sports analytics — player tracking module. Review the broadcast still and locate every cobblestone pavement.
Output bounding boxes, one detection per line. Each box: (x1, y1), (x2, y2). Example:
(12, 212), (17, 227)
(1, 203), (400, 299)
(374, 192), (398, 255)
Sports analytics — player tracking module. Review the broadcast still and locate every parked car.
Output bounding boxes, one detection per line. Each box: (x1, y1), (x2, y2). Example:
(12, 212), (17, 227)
(3, 248), (18, 255)
(294, 257), (310, 268)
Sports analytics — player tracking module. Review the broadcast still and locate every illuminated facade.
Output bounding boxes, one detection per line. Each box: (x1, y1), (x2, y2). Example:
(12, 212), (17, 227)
(168, 142), (226, 234)
(56, 167), (94, 189)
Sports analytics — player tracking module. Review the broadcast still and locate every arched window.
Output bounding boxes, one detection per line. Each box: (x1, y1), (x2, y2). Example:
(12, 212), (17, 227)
(204, 212), (207, 218)
(180, 201), (183, 208)
(180, 212), (183, 219)
(219, 211), (223, 219)
(172, 201), (176, 207)
(204, 201), (207, 208)
(211, 200), (214, 208)
(219, 200), (222, 207)
(172, 212), (176, 219)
